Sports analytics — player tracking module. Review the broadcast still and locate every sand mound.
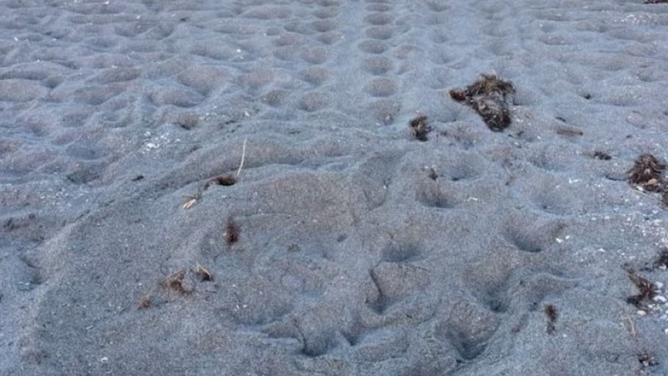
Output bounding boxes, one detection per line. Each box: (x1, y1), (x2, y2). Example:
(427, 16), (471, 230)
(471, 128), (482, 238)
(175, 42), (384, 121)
(2, 0), (668, 375)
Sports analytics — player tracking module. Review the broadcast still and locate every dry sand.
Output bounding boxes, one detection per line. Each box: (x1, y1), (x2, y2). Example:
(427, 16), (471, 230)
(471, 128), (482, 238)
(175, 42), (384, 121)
(2, 0), (668, 375)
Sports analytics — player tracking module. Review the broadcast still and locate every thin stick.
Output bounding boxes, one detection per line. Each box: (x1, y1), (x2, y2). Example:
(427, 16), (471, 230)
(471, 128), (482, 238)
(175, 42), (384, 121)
(626, 315), (637, 339)
(236, 138), (247, 177)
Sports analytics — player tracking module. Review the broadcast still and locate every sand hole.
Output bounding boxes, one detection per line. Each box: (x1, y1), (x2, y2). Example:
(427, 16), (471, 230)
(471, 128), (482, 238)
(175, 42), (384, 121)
(358, 40), (389, 54)
(503, 215), (566, 253)
(416, 184), (457, 209)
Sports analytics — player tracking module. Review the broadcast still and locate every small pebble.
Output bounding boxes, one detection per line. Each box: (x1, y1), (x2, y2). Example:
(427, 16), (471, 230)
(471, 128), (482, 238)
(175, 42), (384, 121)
(638, 310), (648, 316)
(655, 282), (664, 289)
(653, 296), (667, 303)
(664, 328), (668, 334)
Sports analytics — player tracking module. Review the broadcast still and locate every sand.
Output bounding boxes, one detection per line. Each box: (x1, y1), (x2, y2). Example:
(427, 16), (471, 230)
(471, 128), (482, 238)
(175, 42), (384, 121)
(2, 0), (668, 375)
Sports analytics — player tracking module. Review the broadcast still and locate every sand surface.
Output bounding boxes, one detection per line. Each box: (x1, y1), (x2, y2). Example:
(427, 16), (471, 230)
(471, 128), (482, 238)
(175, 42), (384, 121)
(2, 0), (668, 375)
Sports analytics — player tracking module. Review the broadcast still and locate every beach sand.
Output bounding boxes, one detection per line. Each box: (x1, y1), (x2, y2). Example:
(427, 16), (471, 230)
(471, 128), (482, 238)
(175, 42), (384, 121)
(2, 0), (668, 375)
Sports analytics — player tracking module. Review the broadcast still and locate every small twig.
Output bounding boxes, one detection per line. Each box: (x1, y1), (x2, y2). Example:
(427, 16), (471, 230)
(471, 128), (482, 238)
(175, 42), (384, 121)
(236, 138), (247, 177)
(626, 315), (637, 339)
(182, 193), (200, 210)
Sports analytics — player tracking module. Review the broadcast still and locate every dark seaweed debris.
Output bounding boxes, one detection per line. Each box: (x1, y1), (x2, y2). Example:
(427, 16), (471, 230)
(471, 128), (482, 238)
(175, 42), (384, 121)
(449, 74), (515, 132)
(428, 167), (438, 181)
(655, 248), (668, 270)
(226, 217), (240, 247)
(409, 115), (431, 141)
(593, 151), (611, 161)
(628, 154), (665, 192)
(626, 268), (655, 310)
(544, 304), (558, 335)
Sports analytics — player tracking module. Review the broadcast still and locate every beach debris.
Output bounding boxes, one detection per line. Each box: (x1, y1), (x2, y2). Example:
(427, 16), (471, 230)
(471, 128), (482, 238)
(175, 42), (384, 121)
(655, 248), (668, 270)
(195, 264), (214, 282)
(637, 351), (658, 370)
(645, 0), (668, 3)
(592, 151), (612, 161)
(639, 248), (668, 272)
(409, 115), (431, 141)
(236, 138), (247, 177)
(226, 217), (240, 247)
(628, 154), (665, 192)
(162, 269), (191, 295)
(203, 139), (247, 190)
(182, 193), (200, 210)
(183, 138), (248, 209)
(428, 167), (438, 181)
(544, 304), (558, 335)
(626, 268), (656, 310)
(625, 315), (637, 339)
(449, 74), (515, 132)
(555, 126), (583, 137)
(138, 294), (152, 309)
(132, 174), (144, 181)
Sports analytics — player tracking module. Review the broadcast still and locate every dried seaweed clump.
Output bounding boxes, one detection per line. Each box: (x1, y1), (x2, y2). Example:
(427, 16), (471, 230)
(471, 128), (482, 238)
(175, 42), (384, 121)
(409, 115), (431, 141)
(449, 74), (515, 132)
(138, 294), (152, 309)
(626, 268), (656, 310)
(628, 154), (665, 192)
(655, 248), (668, 270)
(162, 269), (191, 295)
(544, 304), (558, 335)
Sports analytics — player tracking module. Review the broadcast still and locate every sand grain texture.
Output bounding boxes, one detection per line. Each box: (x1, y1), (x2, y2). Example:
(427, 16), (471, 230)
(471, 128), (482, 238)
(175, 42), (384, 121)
(2, 0), (668, 375)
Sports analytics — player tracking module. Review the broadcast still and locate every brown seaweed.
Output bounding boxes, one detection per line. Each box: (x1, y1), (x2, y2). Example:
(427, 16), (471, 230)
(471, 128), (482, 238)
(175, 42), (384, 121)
(226, 217), (240, 247)
(628, 154), (665, 192)
(626, 268), (655, 309)
(409, 115), (431, 141)
(448, 74), (515, 132)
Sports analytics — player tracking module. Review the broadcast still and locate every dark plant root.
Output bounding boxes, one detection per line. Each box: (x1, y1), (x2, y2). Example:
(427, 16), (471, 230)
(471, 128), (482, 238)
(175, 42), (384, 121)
(409, 115), (431, 141)
(449, 74), (515, 132)
(626, 268), (655, 310)
(628, 154), (665, 192)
